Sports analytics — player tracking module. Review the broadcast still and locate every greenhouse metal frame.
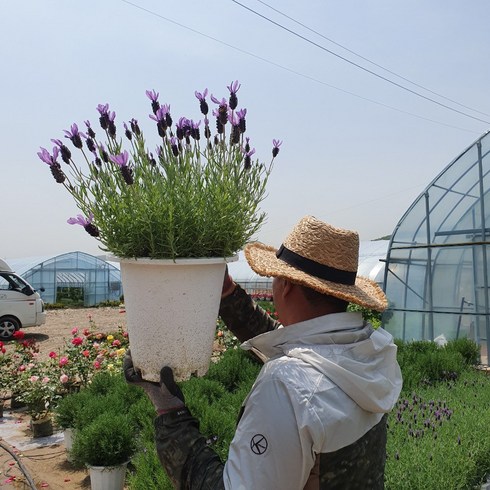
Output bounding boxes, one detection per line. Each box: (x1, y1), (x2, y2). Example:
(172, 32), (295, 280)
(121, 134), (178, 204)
(20, 251), (122, 307)
(383, 131), (490, 364)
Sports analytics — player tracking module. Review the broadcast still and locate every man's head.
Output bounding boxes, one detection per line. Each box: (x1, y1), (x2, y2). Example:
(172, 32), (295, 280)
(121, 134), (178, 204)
(245, 216), (387, 324)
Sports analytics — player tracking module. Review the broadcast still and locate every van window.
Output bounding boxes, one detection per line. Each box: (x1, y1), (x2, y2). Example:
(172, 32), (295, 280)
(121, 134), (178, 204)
(0, 273), (33, 294)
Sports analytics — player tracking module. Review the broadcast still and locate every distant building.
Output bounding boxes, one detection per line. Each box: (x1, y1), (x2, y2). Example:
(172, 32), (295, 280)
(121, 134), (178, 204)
(6, 251), (122, 307)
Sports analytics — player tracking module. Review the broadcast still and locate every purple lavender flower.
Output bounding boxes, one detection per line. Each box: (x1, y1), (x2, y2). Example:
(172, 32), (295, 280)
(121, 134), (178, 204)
(150, 105), (171, 137)
(97, 104), (110, 130)
(236, 108), (247, 133)
(37, 147), (58, 165)
(130, 118), (141, 136)
(211, 96), (228, 126)
(190, 120), (201, 141)
(98, 144), (109, 163)
(84, 120), (96, 139)
(67, 213), (99, 237)
(146, 89), (160, 115)
(38, 147), (66, 183)
(170, 136), (179, 157)
(107, 110), (117, 138)
(242, 147), (256, 170)
(110, 150), (129, 167)
(124, 122), (132, 141)
(176, 117), (191, 140)
(272, 139), (283, 157)
(110, 151), (133, 185)
(50, 139), (72, 164)
(227, 80), (241, 110)
(195, 88), (209, 115)
(64, 123), (84, 149)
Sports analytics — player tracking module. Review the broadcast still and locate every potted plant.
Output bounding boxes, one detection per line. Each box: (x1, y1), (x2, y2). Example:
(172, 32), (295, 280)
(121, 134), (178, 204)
(15, 367), (60, 437)
(71, 411), (139, 490)
(54, 390), (90, 461)
(37, 81), (281, 381)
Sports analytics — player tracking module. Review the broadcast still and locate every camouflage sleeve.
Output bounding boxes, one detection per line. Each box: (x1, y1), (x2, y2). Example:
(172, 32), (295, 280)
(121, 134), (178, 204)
(154, 408), (225, 490)
(218, 284), (280, 342)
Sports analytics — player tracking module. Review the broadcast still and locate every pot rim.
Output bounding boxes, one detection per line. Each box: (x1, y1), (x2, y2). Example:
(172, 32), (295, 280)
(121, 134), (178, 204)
(116, 254), (238, 266)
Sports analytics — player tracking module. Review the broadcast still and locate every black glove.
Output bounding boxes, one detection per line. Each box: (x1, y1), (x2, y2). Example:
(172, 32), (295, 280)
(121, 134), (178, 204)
(123, 350), (185, 414)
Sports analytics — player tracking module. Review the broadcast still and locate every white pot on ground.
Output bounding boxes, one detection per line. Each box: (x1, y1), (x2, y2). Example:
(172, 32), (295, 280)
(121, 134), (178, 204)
(89, 462), (128, 490)
(63, 428), (76, 462)
(119, 256), (237, 381)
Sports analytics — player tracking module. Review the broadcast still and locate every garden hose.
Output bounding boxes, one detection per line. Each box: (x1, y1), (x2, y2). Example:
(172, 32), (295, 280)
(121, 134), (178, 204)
(0, 438), (37, 489)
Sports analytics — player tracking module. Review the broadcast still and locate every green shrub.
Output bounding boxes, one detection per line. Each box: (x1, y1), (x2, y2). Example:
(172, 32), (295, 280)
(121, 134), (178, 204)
(444, 338), (480, 366)
(71, 411), (139, 467)
(206, 348), (260, 392)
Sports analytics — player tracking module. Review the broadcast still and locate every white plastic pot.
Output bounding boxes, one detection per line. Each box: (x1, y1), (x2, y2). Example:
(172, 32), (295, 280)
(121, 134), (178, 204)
(64, 428), (75, 462)
(89, 462), (127, 490)
(120, 256), (237, 381)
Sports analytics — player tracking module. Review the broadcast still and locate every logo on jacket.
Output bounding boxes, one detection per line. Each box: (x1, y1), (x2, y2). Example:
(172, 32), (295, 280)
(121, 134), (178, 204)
(250, 434), (268, 455)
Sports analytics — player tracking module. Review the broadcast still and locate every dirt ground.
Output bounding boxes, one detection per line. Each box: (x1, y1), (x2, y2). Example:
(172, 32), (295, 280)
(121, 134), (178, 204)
(0, 307), (128, 489)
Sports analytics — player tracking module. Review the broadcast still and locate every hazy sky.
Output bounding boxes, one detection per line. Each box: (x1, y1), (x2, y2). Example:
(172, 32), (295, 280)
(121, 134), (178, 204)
(2, 0), (490, 260)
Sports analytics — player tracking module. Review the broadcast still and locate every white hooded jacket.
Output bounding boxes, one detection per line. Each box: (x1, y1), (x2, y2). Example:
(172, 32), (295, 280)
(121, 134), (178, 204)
(222, 311), (402, 490)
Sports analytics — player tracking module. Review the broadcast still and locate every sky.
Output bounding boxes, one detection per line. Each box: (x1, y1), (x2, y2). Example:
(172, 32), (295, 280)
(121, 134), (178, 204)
(2, 0), (490, 260)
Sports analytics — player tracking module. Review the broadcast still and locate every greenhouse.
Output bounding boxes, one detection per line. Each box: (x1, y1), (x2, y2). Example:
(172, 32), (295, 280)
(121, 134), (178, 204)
(7, 251), (122, 307)
(383, 131), (490, 364)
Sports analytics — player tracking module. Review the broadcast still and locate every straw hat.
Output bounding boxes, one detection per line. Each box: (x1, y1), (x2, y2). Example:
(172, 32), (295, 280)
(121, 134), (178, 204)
(245, 216), (387, 312)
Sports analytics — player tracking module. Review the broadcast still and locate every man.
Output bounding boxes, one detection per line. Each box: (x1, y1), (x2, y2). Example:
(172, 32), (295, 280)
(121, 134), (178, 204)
(124, 216), (402, 489)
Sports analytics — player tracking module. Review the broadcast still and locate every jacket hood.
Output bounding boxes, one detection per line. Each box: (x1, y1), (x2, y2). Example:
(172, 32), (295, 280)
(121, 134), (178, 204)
(242, 312), (402, 413)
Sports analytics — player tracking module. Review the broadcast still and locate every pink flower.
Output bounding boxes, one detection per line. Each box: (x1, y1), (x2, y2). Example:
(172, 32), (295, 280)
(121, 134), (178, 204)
(30, 375), (39, 382)
(18, 365), (26, 372)
(60, 374), (69, 384)
(93, 342), (100, 350)
(82, 328), (90, 336)
(42, 376), (50, 384)
(82, 350), (90, 357)
(112, 339), (121, 347)
(49, 351), (57, 359)
(71, 327), (79, 335)
(59, 357), (69, 366)
(122, 332), (128, 338)
(93, 361), (101, 369)
(71, 337), (83, 346)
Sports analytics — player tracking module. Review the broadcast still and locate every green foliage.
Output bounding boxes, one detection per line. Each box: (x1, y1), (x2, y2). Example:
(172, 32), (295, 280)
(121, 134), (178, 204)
(126, 445), (173, 490)
(205, 348), (260, 392)
(71, 410), (139, 467)
(386, 369), (490, 489)
(445, 338), (480, 366)
(347, 303), (382, 328)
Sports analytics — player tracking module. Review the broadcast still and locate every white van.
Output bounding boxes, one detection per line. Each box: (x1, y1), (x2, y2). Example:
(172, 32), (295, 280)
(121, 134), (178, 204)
(0, 258), (46, 340)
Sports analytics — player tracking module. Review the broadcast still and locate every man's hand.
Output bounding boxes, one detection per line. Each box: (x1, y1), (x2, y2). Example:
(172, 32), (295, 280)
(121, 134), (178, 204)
(123, 350), (185, 414)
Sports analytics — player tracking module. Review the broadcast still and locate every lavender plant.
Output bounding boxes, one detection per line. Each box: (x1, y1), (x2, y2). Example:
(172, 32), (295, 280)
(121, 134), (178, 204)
(38, 81), (281, 260)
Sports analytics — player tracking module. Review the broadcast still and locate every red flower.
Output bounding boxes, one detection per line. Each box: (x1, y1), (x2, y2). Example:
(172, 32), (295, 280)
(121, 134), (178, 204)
(13, 331), (25, 340)
(49, 351), (57, 359)
(112, 339), (121, 347)
(93, 360), (101, 369)
(71, 337), (83, 346)
(1, 347), (6, 354)
(82, 350), (90, 357)
(82, 328), (91, 336)
(59, 357), (69, 366)
(0, 341), (3, 348)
